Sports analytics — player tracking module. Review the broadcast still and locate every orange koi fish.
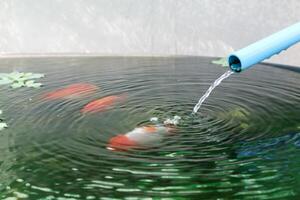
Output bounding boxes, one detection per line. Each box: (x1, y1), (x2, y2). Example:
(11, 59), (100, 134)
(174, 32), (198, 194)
(42, 83), (98, 100)
(80, 95), (125, 113)
(107, 125), (176, 151)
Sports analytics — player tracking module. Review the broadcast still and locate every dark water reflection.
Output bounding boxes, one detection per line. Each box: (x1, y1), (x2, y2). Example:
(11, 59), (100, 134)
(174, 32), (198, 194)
(0, 56), (299, 199)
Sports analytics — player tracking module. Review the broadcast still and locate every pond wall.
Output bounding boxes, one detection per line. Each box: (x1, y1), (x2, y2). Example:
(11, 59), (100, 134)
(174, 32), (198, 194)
(0, 0), (300, 66)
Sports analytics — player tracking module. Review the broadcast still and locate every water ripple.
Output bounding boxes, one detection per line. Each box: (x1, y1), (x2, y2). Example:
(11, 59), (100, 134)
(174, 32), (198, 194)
(0, 56), (299, 199)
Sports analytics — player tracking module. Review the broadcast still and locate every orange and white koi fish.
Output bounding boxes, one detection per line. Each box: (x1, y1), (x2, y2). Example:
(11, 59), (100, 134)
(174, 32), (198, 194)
(42, 83), (98, 100)
(107, 125), (176, 151)
(81, 95), (125, 114)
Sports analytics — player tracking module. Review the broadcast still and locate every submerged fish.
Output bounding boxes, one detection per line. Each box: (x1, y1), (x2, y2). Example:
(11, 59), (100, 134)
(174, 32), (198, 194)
(42, 83), (98, 100)
(81, 95), (125, 113)
(107, 125), (176, 151)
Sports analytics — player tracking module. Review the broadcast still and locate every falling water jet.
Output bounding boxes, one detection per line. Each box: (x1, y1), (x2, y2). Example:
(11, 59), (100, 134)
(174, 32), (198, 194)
(193, 22), (300, 114)
(193, 70), (234, 114)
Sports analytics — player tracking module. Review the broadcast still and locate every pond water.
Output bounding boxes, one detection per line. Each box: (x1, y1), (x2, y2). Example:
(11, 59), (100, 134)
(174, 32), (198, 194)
(0, 56), (299, 199)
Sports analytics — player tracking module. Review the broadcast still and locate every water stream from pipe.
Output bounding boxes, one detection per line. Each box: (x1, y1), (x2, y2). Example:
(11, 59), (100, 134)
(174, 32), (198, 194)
(193, 70), (234, 113)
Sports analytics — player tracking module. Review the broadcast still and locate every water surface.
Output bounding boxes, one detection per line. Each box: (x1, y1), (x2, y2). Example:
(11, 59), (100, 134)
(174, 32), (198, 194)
(0, 56), (299, 199)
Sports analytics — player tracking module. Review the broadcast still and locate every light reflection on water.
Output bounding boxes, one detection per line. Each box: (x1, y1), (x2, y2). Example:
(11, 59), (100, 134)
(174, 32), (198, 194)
(0, 56), (299, 199)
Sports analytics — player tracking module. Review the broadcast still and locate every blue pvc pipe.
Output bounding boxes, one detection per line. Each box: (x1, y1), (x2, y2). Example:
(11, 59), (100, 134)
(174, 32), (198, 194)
(228, 22), (300, 72)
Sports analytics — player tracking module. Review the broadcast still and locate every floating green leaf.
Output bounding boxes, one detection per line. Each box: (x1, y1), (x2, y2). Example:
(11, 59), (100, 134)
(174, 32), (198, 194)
(0, 78), (13, 85)
(25, 80), (42, 88)
(212, 57), (229, 67)
(0, 71), (44, 89)
(11, 81), (25, 88)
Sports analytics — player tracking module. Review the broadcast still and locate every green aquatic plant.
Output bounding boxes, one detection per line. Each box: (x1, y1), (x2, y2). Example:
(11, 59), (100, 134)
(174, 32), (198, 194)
(211, 57), (229, 67)
(229, 107), (250, 120)
(0, 110), (8, 131)
(218, 107), (251, 130)
(0, 71), (44, 88)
